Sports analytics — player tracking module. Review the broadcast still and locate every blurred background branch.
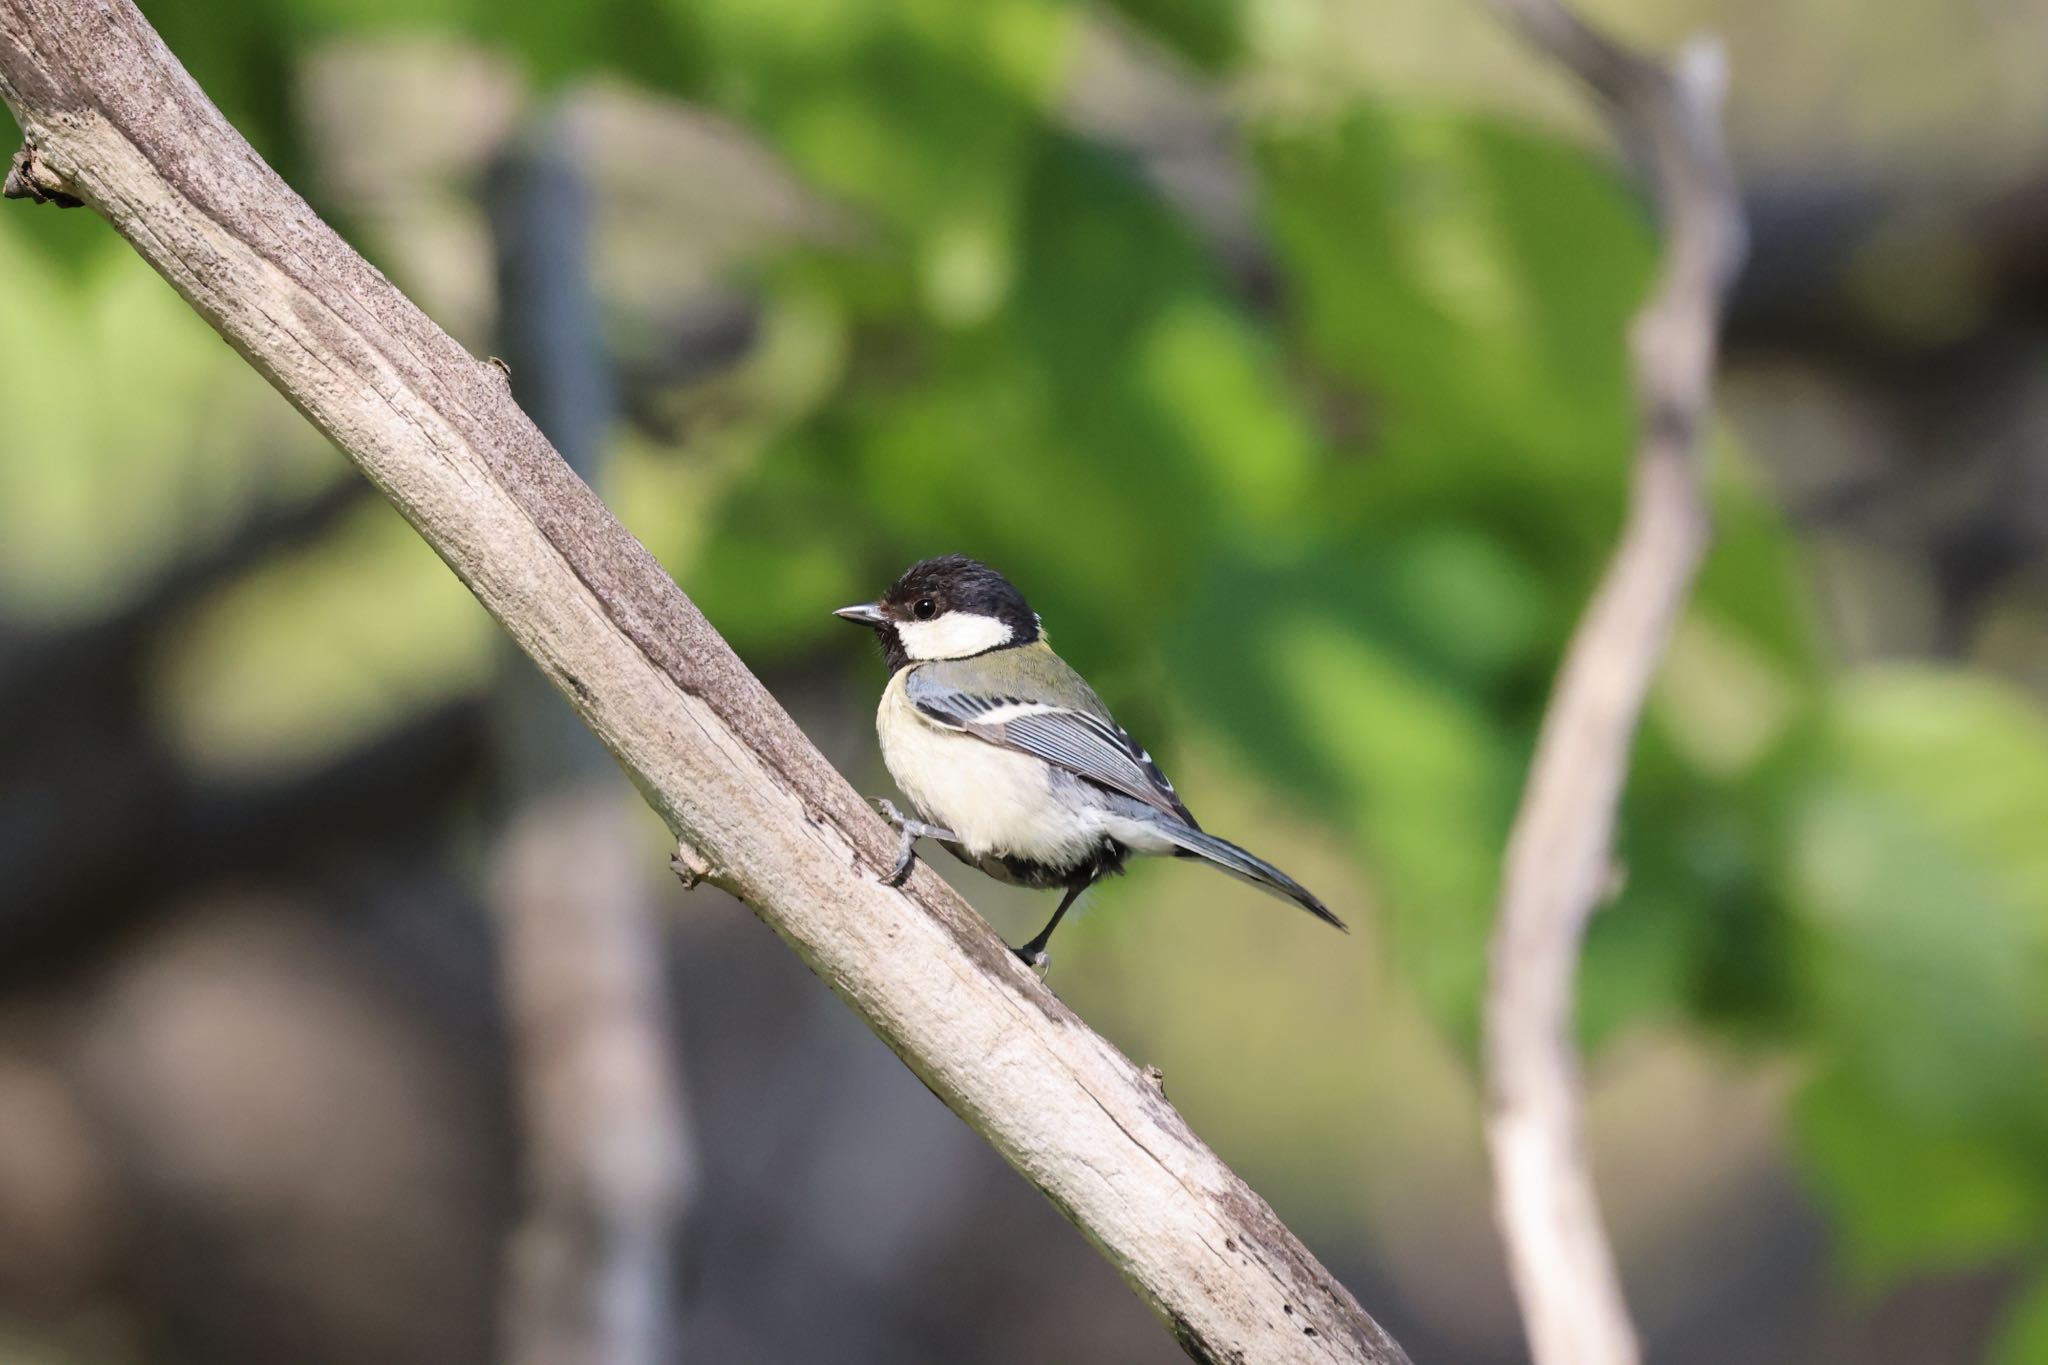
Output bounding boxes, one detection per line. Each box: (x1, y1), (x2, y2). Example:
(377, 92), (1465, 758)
(1481, 4), (1747, 1365)
(491, 789), (691, 1365)
(485, 107), (694, 1365)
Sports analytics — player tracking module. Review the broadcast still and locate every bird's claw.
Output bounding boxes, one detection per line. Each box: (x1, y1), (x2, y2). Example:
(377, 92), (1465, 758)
(885, 835), (916, 887)
(1013, 944), (1050, 977)
(869, 797), (956, 887)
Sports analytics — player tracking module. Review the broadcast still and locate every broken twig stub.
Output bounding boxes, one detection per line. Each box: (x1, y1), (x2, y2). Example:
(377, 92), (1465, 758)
(4, 144), (81, 206)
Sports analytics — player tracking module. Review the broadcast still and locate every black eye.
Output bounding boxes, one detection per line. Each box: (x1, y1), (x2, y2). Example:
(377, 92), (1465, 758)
(914, 599), (936, 620)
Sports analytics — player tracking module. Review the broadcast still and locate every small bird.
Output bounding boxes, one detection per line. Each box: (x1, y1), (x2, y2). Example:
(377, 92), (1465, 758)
(836, 555), (1346, 966)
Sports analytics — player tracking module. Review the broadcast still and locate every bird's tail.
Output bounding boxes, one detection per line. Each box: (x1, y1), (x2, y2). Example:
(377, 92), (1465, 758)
(1160, 825), (1347, 931)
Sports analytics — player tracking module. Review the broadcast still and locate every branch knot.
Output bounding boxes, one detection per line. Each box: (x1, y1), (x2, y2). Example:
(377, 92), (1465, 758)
(3, 146), (83, 208)
(669, 837), (717, 890)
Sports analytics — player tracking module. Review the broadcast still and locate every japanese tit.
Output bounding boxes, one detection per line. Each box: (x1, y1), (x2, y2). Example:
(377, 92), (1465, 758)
(835, 555), (1345, 966)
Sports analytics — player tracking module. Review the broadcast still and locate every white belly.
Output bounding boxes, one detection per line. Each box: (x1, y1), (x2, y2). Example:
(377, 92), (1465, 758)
(876, 670), (1104, 868)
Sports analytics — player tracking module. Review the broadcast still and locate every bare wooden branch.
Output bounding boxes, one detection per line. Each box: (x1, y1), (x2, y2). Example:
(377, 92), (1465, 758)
(0, 3), (1408, 1360)
(1481, 6), (1748, 1365)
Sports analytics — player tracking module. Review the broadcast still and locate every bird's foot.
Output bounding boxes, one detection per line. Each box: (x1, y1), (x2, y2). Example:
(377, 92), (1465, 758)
(871, 798), (958, 887)
(884, 822), (916, 886)
(1012, 943), (1050, 977)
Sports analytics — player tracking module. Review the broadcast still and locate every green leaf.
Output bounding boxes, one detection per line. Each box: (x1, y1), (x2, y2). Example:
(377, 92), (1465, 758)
(682, 133), (1319, 673)
(1994, 1270), (2048, 1365)
(1254, 104), (1651, 487)
(677, 0), (1071, 280)
(1787, 668), (2048, 1280)
(0, 217), (334, 620)
(1099, 0), (1245, 70)
(1169, 549), (1523, 1036)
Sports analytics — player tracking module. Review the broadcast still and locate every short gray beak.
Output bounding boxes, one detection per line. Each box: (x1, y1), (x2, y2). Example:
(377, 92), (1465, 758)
(834, 601), (888, 627)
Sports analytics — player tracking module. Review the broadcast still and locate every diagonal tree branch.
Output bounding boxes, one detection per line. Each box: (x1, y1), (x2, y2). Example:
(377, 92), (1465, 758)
(0, 3), (1408, 1361)
(1480, 5), (1748, 1365)
(486, 107), (692, 1365)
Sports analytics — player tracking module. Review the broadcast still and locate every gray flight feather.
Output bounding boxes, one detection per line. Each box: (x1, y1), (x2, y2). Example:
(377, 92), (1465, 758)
(1146, 823), (1346, 930)
(906, 643), (1196, 826)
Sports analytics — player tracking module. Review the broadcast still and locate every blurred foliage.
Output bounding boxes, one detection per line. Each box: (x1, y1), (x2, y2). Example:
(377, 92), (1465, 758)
(2001, 1274), (2048, 1365)
(0, 212), (339, 621)
(3, 0), (2046, 1355)
(1791, 671), (2048, 1282)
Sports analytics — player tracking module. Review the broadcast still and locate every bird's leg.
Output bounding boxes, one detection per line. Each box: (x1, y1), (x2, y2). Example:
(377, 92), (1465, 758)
(872, 798), (959, 886)
(1015, 882), (1087, 970)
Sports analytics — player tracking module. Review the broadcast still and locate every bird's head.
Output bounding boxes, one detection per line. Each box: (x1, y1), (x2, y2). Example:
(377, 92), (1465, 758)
(835, 555), (1041, 672)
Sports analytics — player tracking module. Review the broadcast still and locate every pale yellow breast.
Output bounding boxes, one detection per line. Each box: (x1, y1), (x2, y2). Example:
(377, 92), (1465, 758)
(876, 669), (1096, 866)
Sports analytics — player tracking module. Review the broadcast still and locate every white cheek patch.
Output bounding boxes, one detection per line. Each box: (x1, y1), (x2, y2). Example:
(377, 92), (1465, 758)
(895, 611), (1014, 661)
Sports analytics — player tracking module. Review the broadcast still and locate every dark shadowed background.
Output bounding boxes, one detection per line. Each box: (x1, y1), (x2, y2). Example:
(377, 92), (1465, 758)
(3, 0), (2047, 1361)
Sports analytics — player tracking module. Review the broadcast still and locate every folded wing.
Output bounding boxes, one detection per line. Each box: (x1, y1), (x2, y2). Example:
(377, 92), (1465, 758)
(906, 672), (1197, 827)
